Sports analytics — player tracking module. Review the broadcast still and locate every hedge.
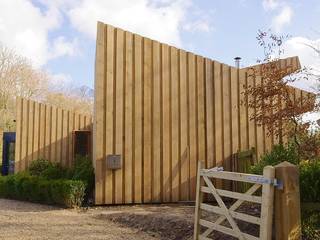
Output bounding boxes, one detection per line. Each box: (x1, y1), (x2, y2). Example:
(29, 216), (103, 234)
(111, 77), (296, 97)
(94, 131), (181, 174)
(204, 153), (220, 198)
(0, 172), (85, 208)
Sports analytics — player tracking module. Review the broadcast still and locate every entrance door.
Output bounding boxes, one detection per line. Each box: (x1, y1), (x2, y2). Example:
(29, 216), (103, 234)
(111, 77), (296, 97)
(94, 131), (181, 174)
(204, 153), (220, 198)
(73, 130), (91, 160)
(2, 132), (16, 175)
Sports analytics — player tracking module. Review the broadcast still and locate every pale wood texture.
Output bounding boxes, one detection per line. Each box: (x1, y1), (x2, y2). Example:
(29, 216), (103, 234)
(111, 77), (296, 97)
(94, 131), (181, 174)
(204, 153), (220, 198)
(194, 164), (275, 240)
(260, 166), (275, 240)
(15, 98), (92, 172)
(274, 162), (302, 240)
(94, 22), (312, 204)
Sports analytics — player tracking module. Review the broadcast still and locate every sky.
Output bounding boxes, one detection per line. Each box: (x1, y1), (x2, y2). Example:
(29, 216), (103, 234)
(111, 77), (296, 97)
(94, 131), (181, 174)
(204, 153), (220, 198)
(1, 0), (320, 92)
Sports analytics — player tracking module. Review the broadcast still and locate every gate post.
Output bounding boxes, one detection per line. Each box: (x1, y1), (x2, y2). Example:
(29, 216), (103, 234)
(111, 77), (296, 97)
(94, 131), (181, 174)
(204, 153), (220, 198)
(260, 166), (275, 240)
(274, 161), (301, 240)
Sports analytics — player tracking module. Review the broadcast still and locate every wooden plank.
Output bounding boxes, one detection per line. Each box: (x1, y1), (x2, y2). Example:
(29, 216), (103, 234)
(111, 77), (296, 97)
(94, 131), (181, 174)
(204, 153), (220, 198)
(14, 98), (22, 172)
(45, 104), (51, 161)
(214, 61), (223, 189)
(56, 108), (62, 163)
(134, 34), (143, 203)
(105, 24), (115, 204)
(33, 102), (40, 161)
(201, 187), (262, 203)
(247, 68), (256, 152)
(205, 59), (214, 169)
(197, 56), (206, 168)
(39, 103), (46, 159)
(222, 65), (232, 190)
(68, 111), (74, 167)
(50, 107), (57, 163)
(200, 203), (261, 225)
(260, 166), (275, 240)
(27, 100), (34, 167)
(152, 40), (161, 202)
(62, 110), (68, 167)
(239, 69), (249, 151)
(255, 66), (265, 159)
(188, 53), (197, 200)
(162, 44), (171, 202)
(79, 114), (84, 130)
(171, 46), (180, 202)
(143, 37), (152, 203)
(21, 98), (28, 170)
(200, 169), (273, 185)
(199, 219), (259, 240)
(74, 112), (79, 131)
(193, 161), (204, 240)
(114, 28), (124, 204)
(124, 31), (133, 204)
(180, 50), (189, 201)
(231, 67), (239, 155)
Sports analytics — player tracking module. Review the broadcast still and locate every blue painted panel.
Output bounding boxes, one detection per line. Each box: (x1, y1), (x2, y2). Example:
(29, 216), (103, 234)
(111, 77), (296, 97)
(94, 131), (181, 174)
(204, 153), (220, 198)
(2, 132), (16, 175)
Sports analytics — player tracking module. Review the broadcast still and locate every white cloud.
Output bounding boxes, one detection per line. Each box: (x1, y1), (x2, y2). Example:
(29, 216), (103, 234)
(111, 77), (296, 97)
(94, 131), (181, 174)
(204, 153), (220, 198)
(262, 1), (293, 33)
(49, 73), (73, 89)
(263, 0), (280, 11)
(283, 37), (320, 92)
(0, 0), (78, 67)
(67, 0), (191, 47)
(0, 0), (213, 68)
(51, 36), (79, 59)
(271, 5), (293, 33)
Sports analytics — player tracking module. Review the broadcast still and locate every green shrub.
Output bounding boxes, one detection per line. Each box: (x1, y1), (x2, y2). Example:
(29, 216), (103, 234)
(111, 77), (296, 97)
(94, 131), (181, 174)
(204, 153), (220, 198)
(28, 159), (72, 180)
(40, 164), (70, 180)
(28, 159), (52, 176)
(72, 155), (95, 197)
(302, 210), (320, 240)
(300, 160), (320, 203)
(0, 173), (85, 208)
(249, 144), (299, 175)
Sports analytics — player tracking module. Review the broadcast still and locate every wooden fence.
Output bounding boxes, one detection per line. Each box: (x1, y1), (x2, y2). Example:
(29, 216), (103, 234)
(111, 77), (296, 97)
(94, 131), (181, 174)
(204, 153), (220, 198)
(94, 22), (313, 205)
(194, 161), (275, 240)
(15, 98), (93, 172)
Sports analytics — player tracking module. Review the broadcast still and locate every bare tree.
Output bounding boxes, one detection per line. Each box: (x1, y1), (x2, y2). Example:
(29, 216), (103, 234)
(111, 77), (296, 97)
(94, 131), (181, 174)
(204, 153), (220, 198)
(244, 30), (316, 145)
(0, 44), (49, 130)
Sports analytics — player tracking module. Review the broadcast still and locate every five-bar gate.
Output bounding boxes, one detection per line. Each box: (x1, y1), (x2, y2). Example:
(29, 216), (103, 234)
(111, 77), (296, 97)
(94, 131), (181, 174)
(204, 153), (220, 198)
(194, 161), (276, 240)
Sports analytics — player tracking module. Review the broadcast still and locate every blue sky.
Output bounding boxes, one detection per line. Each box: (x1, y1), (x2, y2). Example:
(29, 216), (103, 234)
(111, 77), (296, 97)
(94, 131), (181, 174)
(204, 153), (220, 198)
(1, 0), (320, 91)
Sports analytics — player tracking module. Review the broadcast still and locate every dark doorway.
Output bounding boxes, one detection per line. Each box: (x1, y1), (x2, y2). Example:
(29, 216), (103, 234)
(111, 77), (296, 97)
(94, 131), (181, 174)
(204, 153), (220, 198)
(73, 131), (91, 159)
(2, 132), (16, 175)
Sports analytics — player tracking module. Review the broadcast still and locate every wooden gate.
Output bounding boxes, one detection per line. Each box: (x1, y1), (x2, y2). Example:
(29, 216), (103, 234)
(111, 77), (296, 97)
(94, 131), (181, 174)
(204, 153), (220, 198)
(194, 161), (276, 240)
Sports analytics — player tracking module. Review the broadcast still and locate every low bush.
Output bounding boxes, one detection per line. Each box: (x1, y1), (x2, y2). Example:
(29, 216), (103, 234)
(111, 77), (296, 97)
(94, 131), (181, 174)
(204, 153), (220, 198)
(249, 144), (320, 238)
(72, 155), (95, 198)
(300, 160), (320, 203)
(249, 144), (299, 175)
(28, 159), (52, 176)
(0, 173), (85, 208)
(28, 159), (71, 180)
(302, 210), (320, 240)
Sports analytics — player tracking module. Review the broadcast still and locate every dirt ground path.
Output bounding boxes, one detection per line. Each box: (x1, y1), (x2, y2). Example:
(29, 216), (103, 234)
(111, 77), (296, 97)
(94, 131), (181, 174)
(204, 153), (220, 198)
(0, 199), (195, 240)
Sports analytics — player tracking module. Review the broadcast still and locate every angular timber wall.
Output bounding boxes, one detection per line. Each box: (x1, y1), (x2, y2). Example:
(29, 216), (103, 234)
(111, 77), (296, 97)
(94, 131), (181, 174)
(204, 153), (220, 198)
(94, 22), (312, 205)
(15, 98), (93, 172)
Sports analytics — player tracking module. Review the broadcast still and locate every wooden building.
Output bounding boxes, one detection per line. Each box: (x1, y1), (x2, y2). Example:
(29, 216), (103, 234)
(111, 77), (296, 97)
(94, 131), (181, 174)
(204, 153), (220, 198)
(93, 22), (313, 205)
(14, 21), (314, 205)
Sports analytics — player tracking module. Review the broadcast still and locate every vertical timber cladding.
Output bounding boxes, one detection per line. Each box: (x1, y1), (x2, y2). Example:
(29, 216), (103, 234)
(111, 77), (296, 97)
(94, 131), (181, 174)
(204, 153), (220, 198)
(15, 98), (93, 172)
(94, 21), (313, 205)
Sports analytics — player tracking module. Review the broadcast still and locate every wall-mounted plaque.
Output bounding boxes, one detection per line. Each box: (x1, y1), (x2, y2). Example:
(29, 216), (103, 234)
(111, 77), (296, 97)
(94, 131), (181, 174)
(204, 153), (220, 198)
(106, 155), (122, 170)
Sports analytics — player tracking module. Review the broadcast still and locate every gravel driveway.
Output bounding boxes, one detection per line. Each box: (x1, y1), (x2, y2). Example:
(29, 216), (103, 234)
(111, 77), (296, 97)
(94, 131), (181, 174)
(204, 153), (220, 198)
(0, 199), (195, 240)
